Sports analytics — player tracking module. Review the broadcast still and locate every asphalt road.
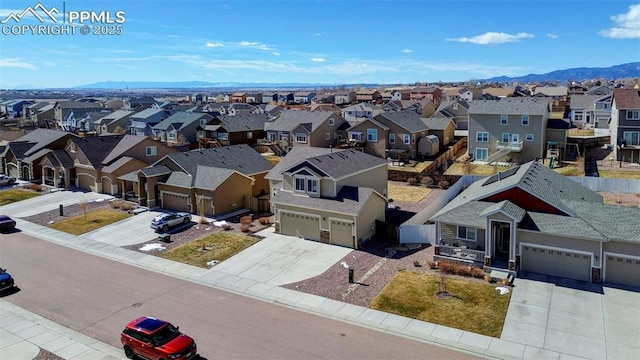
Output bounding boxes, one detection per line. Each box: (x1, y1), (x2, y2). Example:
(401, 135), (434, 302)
(0, 231), (478, 359)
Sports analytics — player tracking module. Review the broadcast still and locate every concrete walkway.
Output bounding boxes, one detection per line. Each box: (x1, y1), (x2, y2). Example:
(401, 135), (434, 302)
(3, 190), (638, 360)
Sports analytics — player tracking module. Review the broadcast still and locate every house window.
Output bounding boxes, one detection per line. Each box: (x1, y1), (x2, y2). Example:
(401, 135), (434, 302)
(627, 110), (640, 120)
(623, 131), (640, 146)
(329, 118), (335, 126)
(167, 131), (176, 141)
(247, 131), (253, 139)
(218, 132), (228, 140)
(476, 132), (489, 142)
(522, 115), (529, 126)
(145, 146), (157, 156)
(453, 103), (459, 110)
(476, 148), (488, 161)
(295, 178), (305, 191)
(500, 114), (508, 125)
(294, 175), (319, 196)
(574, 112), (584, 122)
(325, 133), (330, 140)
(403, 134), (410, 144)
(296, 133), (307, 143)
(389, 133), (395, 144)
(349, 132), (362, 141)
(501, 133), (510, 142)
(367, 128), (378, 142)
(412, 134), (416, 144)
(457, 226), (477, 241)
(307, 179), (318, 194)
(526, 134), (534, 141)
(197, 130), (205, 138)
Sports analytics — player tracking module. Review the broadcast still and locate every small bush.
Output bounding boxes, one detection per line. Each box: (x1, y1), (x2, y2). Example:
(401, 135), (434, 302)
(222, 224), (232, 231)
(428, 260), (439, 269)
(120, 202), (135, 211)
(240, 215), (253, 225)
(437, 180), (450, 189)
(110, 200), (122, 209)
(413, 260), (421, 267)
(25, 183), (43, 192)
(258, 217), (270, 225)
(240, 224), (251, 232)
(420, 176), (434, 187)
(407, 177), (418, 186)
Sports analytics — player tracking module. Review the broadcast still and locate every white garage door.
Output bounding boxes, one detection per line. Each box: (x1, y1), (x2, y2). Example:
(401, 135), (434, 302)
(605, 254), (640, 287)
(7, 164), (18, 178)
(521, 245), (591, 282)
(77, 174), (95, 191)
(162, 192), (190, 212)
(280, 212), (320, 241)
(330, 220), (354, 248)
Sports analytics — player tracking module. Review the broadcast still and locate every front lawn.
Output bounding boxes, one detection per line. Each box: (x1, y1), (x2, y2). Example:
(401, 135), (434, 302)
(599, 170), (640, 179)
(387, 183), (431, 202)
(0, 189), (41, 205)
(370, 271), (511, 337)
(444, 163), (507, 176)
(160, 232), (259, 268)
(49, 209), (131, 235)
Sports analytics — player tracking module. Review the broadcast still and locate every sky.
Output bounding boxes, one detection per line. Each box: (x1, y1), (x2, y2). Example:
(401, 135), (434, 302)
(0, 0), (639, 89)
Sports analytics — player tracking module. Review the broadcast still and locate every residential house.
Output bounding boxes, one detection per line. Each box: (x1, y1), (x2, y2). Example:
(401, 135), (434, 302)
(262, 92), (278, 104)
(46, 135), (178, 193)
(231, 92), (247, 103)
(356, 89), (381, 103)
(293, 92), (317, 104)
(410, 86), (442, 105)
(421, 117), (455, 147)
(197, 113), (268, 148)
(54, 101), (104, 131)
(306, 103), (342, 115)
(430, 161), (640, 287)
(104, 99), (125, 111)
(265, 110), (345, 151)
(341, 103), (382, 122)
(6, 100), (34, 118)
(122, 145), (273, 214)
(130, 108), (170, 136)
(391, 90), (411, 101)
(533, 86), (568, 100)
(191, 93), (207, 103)
(246, 93), (263, 104)
(278, 92), (295, 104)
(95, 110), (134, 135)
(585, 85), (613, 96)
(347, 110), (429, 159)
(128, 96), (157, 111)
(482, 87), (515, 100)
(468, 98), (551, 164)
(152, 111), (213, 146)
(24, 102), (54, 128)
(0, 129), (76, 182)
(227, 103), (257, 116)
(569, 95), (611, 129)
(435, 99), (470, 130)
(334, 90), (356, 105)
(257, 104), (285, 119)
(270, 149), (388, 249)
(382, 100), (425, 115)
(611, 89), (640, 162)
(458, 88), (483, 102)
(77, 111), (112, 132)
(380, 91), (394, 102)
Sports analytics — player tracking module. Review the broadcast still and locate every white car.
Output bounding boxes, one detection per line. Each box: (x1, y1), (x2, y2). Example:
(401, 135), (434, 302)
(150, 212), (192, 232)
(0, 175), (16, 186)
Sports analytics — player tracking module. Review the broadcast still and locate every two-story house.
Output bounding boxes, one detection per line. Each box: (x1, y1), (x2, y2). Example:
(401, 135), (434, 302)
(152, 111), (213, 146)
(569, 94), (612, 129)
(334, 90), (356, 105)
(468, 98), (551, 164)
(197, 113), (268, 148)
(54, 101), (105, 132)
(410, 86), (442, 105)
(435, 99), (471, 131)
(246, 93), (263, 104)
(129, 108), (170, 136)
(231, 92), (247, 103)
(341, 103), (382, 123)
(611, 89), (640, 162)
(293, 92), (317, 104)
(262, 92), (278, 104)
(355, 89), (381, 103)
(391, 90), (411, 101)
(265, 110), (345, 151)
(24, 102), (54, 128)
(270, 148), (388, 248)
(95, 110), (135, 135)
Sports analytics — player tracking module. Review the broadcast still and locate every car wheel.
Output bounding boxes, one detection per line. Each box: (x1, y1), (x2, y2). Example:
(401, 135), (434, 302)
(8, 180), (14, 185)
(183, 217), (189, 224)
(162, 225), (169, 232)
(124, 345), (135, 359)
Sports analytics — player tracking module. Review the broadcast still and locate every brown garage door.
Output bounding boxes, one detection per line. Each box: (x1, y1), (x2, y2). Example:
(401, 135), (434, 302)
(521, 245), (591, 282)
(605, 254), (640, 287)
(162, 192), (190, 212)
(280, 212), (320, 241)
(77, 174), (95, 191)
(330, 220), (354, 248)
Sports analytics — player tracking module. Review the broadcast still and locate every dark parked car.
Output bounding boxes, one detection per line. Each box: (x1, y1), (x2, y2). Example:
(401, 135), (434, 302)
(0, 268), (15, 292)
(150, 212), (191, 232)
(0, 215), (16, 232)
(121, 316), (197, 360)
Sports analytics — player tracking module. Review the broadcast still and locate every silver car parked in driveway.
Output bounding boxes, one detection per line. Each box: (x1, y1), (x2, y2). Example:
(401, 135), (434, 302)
(150, 212), (191, 232)
(0, 175), (16, 186)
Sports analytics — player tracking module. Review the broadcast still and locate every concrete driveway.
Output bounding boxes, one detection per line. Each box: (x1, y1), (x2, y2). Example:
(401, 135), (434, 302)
(501, 275), (640, 359)
(1, 190), (113, 217)
(82, 210), (164, 246)
(212, 228), (353, 286)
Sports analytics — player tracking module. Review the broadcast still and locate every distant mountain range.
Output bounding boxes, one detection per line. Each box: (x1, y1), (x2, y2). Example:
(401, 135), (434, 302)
(485, 62), (640, 83)
(73, 62), (640, 89)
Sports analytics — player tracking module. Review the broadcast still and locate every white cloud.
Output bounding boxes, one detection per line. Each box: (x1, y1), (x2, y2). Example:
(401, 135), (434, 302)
(311, 57), (326, 62)
(599, 4), (640, 39)
(401, 49), (413, 53)
(446, 32), (534, 45)
(205, 41), (223, 48)
(0, 58), (37, 70)
(239, 41), (271, 50)
(547, 33), (559, 39)
(272, 52), (280, 56)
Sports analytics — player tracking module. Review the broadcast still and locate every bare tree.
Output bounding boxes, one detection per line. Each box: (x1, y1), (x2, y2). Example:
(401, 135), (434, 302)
(78, 198), (89, 221)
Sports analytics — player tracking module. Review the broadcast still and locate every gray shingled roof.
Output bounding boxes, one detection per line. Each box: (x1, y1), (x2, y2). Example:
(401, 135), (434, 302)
(422, 117), (454, 130)
(71, 135), (123, 169)
(130, 108), (167, 119)
(102, 156), (136, 173)
(374, 111), (429, 133)
(15, 129), (75, 156)
(569, 95), (602, 109)
(288, 149), (387, 180)
(153, 112), (212, 130)
(480, 200), (526, 221)
(162, 144), (273, 176)
(267, 110), (335, 132)
(193, 166), (235, 190)
(265, 147), (345, 181)
(468, 98), (550, 115)
(218, 113), (268, 132)
(272, 186), (376, 215)
(140, 165), (172, 177)
(102, 135), (146, 165)
(562, 200), (640, 243)
(525, 212), (607, 241)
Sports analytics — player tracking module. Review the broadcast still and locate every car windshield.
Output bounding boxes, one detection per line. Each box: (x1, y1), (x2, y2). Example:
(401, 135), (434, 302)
(151, 324), (181, 346)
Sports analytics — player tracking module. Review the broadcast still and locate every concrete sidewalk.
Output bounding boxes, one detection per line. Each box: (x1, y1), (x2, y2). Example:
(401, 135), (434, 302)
(0, 299), (123, 360)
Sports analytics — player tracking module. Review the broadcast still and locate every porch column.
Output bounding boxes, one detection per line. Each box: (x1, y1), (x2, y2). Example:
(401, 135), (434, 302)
(484, 218), (492, 267)
(509, 221), (517, 271)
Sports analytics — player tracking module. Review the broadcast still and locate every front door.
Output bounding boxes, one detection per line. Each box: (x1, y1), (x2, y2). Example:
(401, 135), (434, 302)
(511, 133), (520, 144)
(494, 222), (510, 258)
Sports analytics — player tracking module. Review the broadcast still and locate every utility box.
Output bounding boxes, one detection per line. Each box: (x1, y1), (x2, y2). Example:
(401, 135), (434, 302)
(158, 234), (171, 243)
(348, 267), (354, 283)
